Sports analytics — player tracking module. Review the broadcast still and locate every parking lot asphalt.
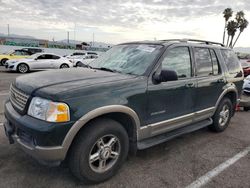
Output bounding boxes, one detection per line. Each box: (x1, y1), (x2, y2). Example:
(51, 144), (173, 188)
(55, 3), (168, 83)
(0, 67), (249, 188)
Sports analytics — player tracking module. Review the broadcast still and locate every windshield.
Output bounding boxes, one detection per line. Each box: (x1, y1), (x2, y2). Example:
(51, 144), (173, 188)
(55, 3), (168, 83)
(89, 44), (163, 75)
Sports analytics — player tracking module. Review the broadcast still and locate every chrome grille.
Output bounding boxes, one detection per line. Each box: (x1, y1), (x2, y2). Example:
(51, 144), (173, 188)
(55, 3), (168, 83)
(10, 84), (29, 111)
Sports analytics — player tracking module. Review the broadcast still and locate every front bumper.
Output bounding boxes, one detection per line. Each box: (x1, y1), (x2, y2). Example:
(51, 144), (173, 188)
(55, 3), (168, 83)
(5, 63), (16, 71)
(3, 101), (73, 165)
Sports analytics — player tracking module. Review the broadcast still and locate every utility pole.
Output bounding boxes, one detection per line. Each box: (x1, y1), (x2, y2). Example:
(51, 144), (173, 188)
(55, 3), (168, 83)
(7, 24), (10, 36)
(74, 23), (76, 41)
(92, 32), (95, 47)
(67, 31), (69, 44)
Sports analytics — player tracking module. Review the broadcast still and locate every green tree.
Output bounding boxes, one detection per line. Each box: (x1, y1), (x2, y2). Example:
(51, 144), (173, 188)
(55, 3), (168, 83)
(227, 20), (238, 47)
(232, 11), (249, 47)
(222, 8), (233, 45)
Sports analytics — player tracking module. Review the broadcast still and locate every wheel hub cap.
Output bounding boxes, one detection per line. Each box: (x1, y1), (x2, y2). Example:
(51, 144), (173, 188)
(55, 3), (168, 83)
(100, 147), (111, 159)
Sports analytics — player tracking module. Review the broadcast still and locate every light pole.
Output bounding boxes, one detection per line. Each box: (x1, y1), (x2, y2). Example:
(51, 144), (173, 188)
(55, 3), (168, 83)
(7, 24), (10, 36)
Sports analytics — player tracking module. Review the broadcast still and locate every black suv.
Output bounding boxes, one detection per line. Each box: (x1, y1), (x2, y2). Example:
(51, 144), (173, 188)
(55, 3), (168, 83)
(20, 48), (44, 55)
(3, 39), (243, 184)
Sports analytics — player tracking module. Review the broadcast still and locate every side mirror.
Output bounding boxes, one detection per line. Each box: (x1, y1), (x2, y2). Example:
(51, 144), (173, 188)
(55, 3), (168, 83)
(153, 69), (178, 83)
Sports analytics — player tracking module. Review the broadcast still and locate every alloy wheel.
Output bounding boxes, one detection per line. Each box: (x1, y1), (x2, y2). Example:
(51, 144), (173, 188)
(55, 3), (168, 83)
(88, 135), (121, 173)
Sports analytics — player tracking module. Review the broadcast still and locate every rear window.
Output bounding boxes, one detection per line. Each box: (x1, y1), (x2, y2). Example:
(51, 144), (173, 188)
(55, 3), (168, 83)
(194, 48), (213, 77)
(221, 50), (241, 73)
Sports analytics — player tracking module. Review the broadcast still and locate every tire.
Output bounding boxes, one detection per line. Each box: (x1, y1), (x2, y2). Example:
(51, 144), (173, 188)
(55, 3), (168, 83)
(209, 98), (233, 132)
(1, 58), (8, 66)
(244, 107), (250, 112)
(69, 118), (129, 184)
(17, 63), (29, 73)
(60, 64), (69, 69)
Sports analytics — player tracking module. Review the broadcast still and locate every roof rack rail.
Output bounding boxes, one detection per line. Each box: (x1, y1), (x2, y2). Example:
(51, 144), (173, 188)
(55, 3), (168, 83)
(160, 39), (225, 47)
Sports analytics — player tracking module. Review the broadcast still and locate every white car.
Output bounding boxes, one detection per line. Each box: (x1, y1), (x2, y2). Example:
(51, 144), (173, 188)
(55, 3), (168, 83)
(66, 52), (98, 67)
(5, 53), (73, 73)
(243, 75), (250, 94)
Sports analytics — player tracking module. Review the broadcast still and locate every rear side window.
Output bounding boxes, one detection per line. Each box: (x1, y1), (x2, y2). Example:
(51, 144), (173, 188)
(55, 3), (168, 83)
(194, 48), (213, 76)
(221, 49), (240, 73)
(52, 55), (60, 59)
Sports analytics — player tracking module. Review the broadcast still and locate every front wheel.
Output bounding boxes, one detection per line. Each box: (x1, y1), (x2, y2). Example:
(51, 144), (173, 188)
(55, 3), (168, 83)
(69, 118), (129, 184)
(17, 63), (29, 73)
(209, 98), (233, 132)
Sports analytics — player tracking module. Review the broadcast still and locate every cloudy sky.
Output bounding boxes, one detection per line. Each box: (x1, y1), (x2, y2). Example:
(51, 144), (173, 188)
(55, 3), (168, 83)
(0, 0), (249, 47)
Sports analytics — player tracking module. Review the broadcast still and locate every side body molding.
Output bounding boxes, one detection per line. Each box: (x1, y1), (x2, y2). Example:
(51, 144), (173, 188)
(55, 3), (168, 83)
(61, 105), (141, 154)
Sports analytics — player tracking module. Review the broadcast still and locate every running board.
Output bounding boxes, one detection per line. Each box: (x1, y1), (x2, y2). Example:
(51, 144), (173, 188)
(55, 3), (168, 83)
(137, 118), (213, 150)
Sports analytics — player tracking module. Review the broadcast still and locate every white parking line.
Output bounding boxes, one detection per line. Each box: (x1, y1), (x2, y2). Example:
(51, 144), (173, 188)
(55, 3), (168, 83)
(186, 146), (250, 188)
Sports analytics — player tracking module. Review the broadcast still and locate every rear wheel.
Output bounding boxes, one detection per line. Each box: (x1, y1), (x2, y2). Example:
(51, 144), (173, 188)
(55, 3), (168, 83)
(1, 58), (8, 66)
(209, 98), (233, 132)
(69, 118), (129, 184)
(60, 64), (69, 69)
(17, 63), (29, 73)
(76, 62), (81, 67)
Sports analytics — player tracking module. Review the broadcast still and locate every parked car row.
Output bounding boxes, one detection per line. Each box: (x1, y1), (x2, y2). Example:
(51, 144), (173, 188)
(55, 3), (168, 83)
(1, 48), (100, 73)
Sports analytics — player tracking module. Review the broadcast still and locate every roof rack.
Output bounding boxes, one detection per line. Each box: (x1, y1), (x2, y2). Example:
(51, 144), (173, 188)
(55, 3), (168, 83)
(160, 39), (225, 47)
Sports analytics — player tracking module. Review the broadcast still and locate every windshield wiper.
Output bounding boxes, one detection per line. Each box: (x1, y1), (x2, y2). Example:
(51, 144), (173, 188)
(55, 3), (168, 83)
(80, 63), (93, 69)
(93, 67), (118, 73)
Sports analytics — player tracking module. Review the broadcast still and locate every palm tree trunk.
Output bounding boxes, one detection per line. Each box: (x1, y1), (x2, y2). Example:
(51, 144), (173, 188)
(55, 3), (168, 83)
(232, 32), (241, 47)
(226, 35), (230, 47)
(223, 22), (227, 45)
(229, 34), (235, 48)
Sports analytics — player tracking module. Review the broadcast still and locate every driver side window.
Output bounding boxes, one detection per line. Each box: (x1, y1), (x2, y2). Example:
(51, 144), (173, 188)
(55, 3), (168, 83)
(162, 47), (192, 79)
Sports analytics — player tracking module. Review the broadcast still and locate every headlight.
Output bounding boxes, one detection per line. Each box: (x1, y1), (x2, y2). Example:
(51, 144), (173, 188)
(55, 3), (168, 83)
(28, 97), (70, 122)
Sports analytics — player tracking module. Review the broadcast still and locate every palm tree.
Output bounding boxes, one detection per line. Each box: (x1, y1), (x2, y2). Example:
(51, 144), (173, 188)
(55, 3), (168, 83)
(235, 11), (245, 24)
(226, 20), (238, 47)
(233, 18), (249, 47)
(223, 8), (233, 45)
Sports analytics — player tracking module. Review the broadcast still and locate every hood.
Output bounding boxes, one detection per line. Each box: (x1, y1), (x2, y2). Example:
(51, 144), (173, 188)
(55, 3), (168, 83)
(15, 68), (136, 97)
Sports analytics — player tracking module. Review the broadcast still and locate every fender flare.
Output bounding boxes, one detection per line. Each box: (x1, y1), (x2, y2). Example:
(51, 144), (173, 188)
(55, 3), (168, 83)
(61, 105), (141, 155)
(214, 85), (238, 114)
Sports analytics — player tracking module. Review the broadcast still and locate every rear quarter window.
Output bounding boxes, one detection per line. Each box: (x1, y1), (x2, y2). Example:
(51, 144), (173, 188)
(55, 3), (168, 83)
(221, 49), (241, 73)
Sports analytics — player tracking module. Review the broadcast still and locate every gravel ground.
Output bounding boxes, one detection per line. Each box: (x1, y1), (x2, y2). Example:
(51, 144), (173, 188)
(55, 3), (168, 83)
(0, 67), (249, 188)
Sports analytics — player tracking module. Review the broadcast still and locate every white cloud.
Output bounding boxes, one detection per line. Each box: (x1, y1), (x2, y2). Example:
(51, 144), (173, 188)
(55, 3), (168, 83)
(0, 0), (249, 47)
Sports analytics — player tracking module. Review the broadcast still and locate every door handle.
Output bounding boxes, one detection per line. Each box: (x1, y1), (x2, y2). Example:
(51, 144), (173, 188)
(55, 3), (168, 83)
(185, 83), (195, 88)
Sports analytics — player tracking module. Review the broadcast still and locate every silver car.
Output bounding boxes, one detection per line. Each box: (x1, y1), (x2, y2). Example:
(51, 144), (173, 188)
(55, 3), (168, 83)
(5, 53), (73, 73)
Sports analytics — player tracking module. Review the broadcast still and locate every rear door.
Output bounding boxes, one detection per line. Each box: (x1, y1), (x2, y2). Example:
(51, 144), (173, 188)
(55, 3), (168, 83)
(193, 47), (225, 121)
(50, 55), (61, 68)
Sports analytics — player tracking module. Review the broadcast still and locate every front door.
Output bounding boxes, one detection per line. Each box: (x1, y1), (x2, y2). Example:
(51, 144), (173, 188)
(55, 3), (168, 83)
(32, 54), (53, 69)
(146, 46), (196, 136)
